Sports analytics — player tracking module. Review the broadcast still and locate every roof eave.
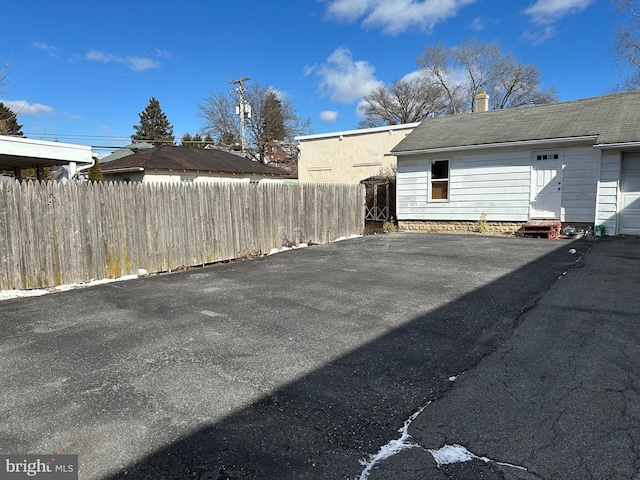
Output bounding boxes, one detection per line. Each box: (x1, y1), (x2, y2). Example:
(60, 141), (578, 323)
(296, 123), (420, 142)
(594, 141), (640, 150)
(102, 167), (145, 174)
(390, 135), (600, 157)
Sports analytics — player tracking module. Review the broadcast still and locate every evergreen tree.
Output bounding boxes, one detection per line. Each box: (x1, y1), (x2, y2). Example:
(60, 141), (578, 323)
(132, 97), (175, 145)
(181, 132), (192, 146)
(87, 159), (103, 182)
(219, 131), (237, 147)
(181, 132), (213, 148)
(262, 91), (286, 142)
(0, 102), (23, 136)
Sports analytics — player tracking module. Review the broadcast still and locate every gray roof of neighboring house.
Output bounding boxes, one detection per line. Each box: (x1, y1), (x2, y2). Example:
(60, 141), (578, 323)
(100, 141), (156, 163)
(391, 92), (640, 154)
(101, 145), (290, 176)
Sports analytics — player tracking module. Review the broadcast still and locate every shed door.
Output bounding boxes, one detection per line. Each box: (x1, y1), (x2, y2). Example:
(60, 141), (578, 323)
(530, 150), (562, 219)
(619, 153), (640, 235)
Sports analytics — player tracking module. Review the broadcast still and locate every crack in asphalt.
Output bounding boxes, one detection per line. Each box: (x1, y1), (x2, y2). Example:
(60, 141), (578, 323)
(427, 443), (529, 471)
(355, 247), (594, 479)
(356, 403), (430, 480)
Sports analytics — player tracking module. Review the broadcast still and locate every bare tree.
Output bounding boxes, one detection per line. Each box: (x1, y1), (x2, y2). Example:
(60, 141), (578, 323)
(197, 92), (239, 147)
(614, 0), (640, 90)
(491, 59), (557, 109)
(454, 39), (506, 111)
(198, 81), (312, 159)
(417, 41), (464, 114)
(358, 76), (448, 128)
(0, 56), (12, 95)
(417, 38), (556, 113)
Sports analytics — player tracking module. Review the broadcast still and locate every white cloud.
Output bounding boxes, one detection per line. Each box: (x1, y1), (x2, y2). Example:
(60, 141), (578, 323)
(470, 17), (485, 31)
(325, 0), (477, 34)
(523, 25), (557, 45)
(155, 49), (172, 60)
(320, 110), (339, 122)
(400, 70), (423, 83)
(525, 0), (595, 24)
(2, 100), (53, 117)
(270, 88), (287, 101)
(32, 42), (59, 56)
(84, 50), (161, 71)
(317, 47), (384, 103)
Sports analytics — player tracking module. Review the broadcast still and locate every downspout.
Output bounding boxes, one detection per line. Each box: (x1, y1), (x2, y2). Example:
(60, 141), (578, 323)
(70, 152), (98, 179)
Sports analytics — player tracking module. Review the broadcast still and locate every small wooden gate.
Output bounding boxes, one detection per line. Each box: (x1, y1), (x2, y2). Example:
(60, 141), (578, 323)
(362, 177), (395, 222)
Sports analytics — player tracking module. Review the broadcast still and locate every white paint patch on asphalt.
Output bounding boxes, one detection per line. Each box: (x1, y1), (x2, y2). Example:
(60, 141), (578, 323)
(428, 444), (528, 471)
(357, 402), (430, 480)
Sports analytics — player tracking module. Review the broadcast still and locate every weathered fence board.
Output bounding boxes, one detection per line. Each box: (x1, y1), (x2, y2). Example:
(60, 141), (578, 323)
(0, 180), (365, 290)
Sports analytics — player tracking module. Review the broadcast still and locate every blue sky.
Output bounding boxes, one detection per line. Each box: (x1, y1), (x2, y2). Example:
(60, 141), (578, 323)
(0, 0), (623, 154)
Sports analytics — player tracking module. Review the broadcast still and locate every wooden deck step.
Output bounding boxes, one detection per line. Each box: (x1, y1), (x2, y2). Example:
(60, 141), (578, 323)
(518, 220), (562, 239)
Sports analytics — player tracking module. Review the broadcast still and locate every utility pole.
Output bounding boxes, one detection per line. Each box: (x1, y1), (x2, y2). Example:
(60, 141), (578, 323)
(228, 77), (250, 157)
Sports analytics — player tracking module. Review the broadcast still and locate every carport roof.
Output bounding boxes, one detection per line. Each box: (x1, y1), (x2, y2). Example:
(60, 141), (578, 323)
(391, 91), (640, 155)
(0, 135), (94, 169)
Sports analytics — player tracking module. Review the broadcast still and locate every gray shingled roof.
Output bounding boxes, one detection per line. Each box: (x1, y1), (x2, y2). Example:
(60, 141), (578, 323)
(100, 141), (156, 163)
(391, 92), (640, 154)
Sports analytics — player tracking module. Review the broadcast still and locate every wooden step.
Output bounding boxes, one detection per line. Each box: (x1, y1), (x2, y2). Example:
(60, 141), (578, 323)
(518, 220), (562, 239)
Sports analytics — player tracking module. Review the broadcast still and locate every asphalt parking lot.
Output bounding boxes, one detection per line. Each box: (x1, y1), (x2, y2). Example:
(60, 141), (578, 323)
(0, 233), (637, 479)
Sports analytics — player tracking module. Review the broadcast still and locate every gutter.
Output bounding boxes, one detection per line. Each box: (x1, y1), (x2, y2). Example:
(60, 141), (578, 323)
(389, 135), (599, 156)
(593, 141), (640, 150)
(101, 167), (145, 174)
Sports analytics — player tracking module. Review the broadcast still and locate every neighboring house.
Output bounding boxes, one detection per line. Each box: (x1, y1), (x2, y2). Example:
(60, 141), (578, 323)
(391, 92), (640, 236)
(100, 141), (155, 164)
(295, 123), (419, 184)
(0, 134), (95, 181)
(101, 145), (290, 183)
(263, 140), (299, 179)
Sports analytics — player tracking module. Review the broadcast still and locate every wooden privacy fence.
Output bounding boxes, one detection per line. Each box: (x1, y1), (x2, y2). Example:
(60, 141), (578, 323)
(0, 180), (365, 290)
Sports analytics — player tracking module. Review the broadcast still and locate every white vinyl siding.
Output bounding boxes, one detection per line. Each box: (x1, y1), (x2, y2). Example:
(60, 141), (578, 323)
(397, 150), (531, 221)
(560, 146), (601, 222)
(397, 144), (602, 223)
(595, 151), (620, 235)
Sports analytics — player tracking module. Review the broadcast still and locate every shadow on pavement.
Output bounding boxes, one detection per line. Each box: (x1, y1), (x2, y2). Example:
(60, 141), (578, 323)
(100, 236), (584, 480)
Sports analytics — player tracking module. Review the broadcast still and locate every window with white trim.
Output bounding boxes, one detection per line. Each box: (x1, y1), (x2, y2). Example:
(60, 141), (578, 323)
(429, 159), (449, 201)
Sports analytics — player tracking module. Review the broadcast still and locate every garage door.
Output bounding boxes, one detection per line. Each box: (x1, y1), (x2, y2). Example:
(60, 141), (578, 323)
(619, 153), (640, 235)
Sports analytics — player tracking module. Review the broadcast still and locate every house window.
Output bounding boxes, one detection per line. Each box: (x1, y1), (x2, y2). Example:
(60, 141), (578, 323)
(430, 159), (449, 201)
(181, 177), (195, 184)
(536, 153), (559, 161)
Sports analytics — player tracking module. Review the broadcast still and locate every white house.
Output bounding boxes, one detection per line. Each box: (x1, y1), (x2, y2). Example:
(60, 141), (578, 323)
(391, 92), (640, 236)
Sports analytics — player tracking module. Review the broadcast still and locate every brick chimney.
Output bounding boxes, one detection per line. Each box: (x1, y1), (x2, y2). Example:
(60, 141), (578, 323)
(475, 91), (489, 113)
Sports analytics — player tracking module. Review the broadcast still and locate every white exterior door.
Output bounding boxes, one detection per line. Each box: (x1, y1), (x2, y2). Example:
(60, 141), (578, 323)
(530, 150), (562, 219)
(619, 153), (640, 235)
